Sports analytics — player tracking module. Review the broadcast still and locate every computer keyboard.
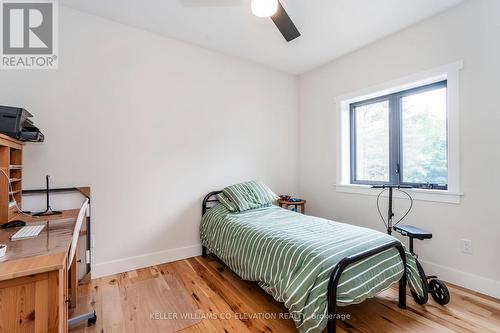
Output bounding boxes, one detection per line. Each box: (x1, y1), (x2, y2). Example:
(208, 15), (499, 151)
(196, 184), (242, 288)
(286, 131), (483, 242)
(11, 225), (45, 240)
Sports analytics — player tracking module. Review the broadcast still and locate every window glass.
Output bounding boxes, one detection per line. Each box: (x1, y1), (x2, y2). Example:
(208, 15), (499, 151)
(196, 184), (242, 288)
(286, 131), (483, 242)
(401, 87), (447, 185)
(354, 100), (390, 182)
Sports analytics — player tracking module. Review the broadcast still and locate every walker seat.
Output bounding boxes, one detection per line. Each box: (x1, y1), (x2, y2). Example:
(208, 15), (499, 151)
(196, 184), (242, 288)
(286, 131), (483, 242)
(393, 225), (432, 240)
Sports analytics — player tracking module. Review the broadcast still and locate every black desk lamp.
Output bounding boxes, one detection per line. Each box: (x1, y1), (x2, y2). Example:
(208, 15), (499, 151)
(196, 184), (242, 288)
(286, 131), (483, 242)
(32, 175), (62, 216)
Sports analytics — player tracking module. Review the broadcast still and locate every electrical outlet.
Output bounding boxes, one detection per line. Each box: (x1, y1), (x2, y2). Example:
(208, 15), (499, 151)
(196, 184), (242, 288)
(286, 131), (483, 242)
(460, 239), (472, 254)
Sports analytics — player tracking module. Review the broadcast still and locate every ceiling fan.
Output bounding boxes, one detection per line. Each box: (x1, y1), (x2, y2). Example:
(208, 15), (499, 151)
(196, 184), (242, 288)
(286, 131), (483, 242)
(252, 0), (300, 42)
(181, 0), (301, 42)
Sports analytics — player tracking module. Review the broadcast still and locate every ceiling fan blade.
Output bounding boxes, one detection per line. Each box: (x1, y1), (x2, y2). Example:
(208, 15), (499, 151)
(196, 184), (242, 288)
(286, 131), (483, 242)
(271, 1), (300, 42)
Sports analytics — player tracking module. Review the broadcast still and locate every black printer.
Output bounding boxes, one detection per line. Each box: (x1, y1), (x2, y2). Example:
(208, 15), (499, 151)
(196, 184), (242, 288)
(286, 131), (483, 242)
(0, 106), (44, 142)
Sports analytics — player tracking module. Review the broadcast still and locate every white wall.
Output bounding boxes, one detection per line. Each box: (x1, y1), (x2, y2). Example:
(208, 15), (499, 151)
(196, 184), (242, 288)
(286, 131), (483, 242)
(0, 6), (299, 277)
(298, 0), (500, 298)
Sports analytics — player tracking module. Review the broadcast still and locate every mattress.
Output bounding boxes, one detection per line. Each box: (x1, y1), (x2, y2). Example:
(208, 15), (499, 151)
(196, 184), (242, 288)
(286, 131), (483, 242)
(200, 204), (423, 333)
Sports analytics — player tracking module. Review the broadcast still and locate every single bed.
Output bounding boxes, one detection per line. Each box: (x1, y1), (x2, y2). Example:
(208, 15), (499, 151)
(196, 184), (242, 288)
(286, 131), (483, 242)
(200, 190), (423, 333)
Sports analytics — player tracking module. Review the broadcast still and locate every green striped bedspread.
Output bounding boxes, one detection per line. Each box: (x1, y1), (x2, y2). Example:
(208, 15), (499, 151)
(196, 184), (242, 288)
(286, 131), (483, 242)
(200, 204), (423, 333)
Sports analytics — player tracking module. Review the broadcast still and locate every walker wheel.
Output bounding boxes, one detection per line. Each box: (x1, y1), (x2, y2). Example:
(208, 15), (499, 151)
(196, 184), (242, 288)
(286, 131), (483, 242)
(87, 312), (97, 326)
(429, 279), (450, 305)
(411, 287), (428, 305)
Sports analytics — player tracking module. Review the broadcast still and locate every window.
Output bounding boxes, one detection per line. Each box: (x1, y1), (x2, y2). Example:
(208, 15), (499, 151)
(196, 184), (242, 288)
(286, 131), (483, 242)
(350, 81), (448, 190)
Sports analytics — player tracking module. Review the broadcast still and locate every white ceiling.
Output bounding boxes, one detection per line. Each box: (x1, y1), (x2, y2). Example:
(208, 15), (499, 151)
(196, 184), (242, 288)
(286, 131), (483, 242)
(61, 0), (464, 74)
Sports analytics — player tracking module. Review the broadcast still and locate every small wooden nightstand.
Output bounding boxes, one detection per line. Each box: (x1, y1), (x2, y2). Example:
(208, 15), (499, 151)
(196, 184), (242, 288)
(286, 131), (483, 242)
(278, 199), (306, 214)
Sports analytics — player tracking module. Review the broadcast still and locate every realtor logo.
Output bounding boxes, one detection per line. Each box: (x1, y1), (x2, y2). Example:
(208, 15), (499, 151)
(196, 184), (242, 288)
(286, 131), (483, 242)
(1, 0), (58, 69)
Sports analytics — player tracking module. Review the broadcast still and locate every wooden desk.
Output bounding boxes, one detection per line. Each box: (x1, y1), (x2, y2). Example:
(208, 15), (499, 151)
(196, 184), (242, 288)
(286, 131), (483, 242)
(0, 210), (79, 333)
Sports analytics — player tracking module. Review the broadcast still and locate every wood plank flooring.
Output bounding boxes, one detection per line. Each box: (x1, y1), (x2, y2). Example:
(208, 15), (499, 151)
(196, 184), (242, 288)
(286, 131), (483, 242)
(70, 255), (500, 333)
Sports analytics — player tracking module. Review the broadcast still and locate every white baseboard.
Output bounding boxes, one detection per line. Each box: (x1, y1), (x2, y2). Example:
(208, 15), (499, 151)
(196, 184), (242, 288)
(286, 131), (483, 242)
(420, 259), (500, 299)
(91, 244), (202, 278)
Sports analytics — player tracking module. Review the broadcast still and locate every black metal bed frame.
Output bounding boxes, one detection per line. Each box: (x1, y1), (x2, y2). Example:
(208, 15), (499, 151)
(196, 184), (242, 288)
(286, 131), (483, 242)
(201, 191), (406, 333)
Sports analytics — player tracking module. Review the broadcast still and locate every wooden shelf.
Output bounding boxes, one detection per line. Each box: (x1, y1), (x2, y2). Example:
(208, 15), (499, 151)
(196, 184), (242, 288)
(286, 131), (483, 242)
(0, 136), (23, 223)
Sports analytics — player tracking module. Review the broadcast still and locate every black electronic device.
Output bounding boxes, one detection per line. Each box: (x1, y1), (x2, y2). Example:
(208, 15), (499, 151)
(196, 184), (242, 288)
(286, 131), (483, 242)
(32, 175), (62, 216)
(1, 220), (26, 229)
(0, 105), (44, 142)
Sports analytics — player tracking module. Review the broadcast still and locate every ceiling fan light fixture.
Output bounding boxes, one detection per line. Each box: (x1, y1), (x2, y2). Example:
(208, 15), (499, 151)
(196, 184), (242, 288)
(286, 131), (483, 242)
(251, 0), (278, 18)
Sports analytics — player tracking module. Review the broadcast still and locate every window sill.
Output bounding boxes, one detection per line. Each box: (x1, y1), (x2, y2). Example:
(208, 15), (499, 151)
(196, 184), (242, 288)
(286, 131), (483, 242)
(335, 184), (463, 204)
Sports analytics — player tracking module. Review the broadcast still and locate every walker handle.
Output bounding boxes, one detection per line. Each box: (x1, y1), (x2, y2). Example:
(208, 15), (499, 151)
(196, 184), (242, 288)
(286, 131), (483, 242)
(371, 185), (412, 189)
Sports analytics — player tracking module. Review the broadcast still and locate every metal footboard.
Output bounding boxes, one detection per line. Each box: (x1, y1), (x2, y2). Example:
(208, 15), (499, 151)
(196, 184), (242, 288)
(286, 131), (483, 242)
(327, 240), (407, 333)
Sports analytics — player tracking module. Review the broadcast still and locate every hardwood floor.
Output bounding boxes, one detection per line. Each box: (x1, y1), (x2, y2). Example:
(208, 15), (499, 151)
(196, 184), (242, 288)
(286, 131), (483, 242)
(71, 256), (500, 333)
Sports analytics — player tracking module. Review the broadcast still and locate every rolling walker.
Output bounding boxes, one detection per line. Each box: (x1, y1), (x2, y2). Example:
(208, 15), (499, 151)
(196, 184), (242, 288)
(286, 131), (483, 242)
(372, 185), (450, 305)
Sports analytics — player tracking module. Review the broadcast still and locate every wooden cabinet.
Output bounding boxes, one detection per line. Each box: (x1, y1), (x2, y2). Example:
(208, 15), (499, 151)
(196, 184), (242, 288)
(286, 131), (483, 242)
(0, 267), (67, 333)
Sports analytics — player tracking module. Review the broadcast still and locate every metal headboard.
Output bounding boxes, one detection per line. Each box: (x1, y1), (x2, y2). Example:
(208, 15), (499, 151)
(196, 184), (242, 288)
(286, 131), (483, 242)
(202, 191), (222, 215)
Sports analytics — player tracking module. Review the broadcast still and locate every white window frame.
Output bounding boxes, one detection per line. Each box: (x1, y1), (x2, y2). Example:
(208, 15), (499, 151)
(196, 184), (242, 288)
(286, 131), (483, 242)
(335, 61), (463, 204)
